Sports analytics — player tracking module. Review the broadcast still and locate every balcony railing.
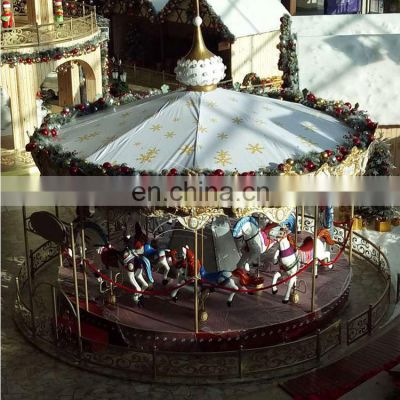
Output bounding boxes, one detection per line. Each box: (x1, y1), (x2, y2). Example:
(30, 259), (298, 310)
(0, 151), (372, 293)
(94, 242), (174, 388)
(1, 2), (98, 50)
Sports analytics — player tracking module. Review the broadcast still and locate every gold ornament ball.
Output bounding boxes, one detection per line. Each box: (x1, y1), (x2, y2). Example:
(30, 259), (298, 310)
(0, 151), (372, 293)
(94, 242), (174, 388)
(286, 158), (295, 166)
(320, 152), (329, 160)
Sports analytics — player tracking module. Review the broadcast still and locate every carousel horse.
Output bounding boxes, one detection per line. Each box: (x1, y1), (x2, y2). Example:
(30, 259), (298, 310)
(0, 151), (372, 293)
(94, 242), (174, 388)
(269, 226), (301, 303)
(122, 248), (150, 306)
(232, 216), (277, 286)
(170, 246), (239, 306)
(271, 226), (336, 303)
(294, 228), (336, 277)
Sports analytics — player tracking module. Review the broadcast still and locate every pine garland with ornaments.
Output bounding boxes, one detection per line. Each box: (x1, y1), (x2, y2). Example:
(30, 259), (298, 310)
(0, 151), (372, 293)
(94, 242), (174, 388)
(26, 87), (391, 177)
(1, 33), (103, 67)
(277, 14), (300, 97)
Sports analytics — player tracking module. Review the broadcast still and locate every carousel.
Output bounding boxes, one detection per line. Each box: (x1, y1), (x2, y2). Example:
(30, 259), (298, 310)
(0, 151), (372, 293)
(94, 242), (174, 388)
(15, 1), (386, 383)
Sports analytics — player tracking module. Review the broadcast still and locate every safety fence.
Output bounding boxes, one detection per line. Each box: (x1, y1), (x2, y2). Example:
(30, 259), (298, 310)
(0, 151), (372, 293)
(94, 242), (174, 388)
(302, 216), (391, 345)
(13, 214), (392, 382)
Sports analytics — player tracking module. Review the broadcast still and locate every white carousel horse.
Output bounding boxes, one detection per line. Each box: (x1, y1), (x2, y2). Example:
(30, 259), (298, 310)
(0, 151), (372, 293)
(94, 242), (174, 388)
(295, 229), (335, 277)
(270, 226), (301, 304)
(271, 226), (336, 303)
(122, 248), (149, 305)
(232, 216), (277, 271)
(170, 246), (239, 306)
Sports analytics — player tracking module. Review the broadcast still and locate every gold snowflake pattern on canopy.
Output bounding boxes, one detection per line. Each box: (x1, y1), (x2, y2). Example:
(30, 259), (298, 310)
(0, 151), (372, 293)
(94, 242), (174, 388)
(181, 145), (195, 155)
(151, 124), (162, 132)
(78, 132), (99, 142)
(247, 144), (264, 154)
(218, 133), (229, 140)
(215, 150), (232, 166)
(165, 131), (176, 139)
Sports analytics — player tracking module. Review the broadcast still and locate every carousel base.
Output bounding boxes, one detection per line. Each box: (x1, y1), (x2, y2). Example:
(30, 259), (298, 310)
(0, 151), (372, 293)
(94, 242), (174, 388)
(58, 255), (351, 353)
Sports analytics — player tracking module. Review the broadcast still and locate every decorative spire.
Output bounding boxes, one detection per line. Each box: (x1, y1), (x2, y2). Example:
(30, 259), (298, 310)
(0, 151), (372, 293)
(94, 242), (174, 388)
(174, 0), (226, 92)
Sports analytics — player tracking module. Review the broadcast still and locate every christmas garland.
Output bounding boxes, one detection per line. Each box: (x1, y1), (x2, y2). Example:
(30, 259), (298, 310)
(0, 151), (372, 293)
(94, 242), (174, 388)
(0, 33), (103, 67)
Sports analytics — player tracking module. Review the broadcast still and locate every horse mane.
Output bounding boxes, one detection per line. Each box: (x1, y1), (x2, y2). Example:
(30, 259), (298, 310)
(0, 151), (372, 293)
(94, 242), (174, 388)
(318, 228), (336, 245)
(287, 233), (297, 249)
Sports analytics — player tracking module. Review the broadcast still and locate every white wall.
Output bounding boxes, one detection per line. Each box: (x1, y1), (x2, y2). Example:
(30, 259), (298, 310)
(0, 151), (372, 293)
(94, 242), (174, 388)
(292, 14), (400, 125)
(231, 31), (281, 84)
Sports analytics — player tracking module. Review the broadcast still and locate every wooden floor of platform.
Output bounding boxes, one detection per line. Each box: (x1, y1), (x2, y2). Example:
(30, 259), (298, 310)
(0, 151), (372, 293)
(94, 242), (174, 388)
(59, 237), (351, 350)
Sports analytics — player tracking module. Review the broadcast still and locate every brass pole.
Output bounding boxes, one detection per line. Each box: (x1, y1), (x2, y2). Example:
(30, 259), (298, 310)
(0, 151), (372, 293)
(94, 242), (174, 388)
(70, 223), (83, 352)
(52, 286), (59, 342)
(311, 206), (318, 312)
(80, 221), (89, 311)
(201, 227), (204, 266)
(349, 205), (355, 266)
(194, 227), (199, 334)
(55, 205), (59, 219)
(294, 206), (299, 248)
(22, 206), (36, 336)
(301, 205), (305, 232)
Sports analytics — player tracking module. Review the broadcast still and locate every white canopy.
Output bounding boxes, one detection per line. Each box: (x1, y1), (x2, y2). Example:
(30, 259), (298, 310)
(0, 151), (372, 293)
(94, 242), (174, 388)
(58, 88), (353, 172)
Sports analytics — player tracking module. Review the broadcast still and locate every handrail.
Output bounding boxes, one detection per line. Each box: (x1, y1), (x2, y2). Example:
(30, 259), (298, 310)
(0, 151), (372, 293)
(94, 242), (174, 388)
(1, 8), (98, 50)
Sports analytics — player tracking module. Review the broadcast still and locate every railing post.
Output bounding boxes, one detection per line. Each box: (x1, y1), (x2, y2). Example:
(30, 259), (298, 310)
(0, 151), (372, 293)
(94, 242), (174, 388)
(367, 304), (373, 335)
(238, 345), (243, 378)
(70, 17), (73, 40)
(52, 286), (59, 343)
(36, 23), (40, 46)
(397, 273), (400, 304)
(316, 329), (321, 361)
(22, 206), (36, 337)
(83, 1), (85, 16)
(152, 346), (157, 379)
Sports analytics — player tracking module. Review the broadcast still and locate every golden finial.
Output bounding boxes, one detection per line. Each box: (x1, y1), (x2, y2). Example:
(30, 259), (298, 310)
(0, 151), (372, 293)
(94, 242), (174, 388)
(174, 0), (226, 92)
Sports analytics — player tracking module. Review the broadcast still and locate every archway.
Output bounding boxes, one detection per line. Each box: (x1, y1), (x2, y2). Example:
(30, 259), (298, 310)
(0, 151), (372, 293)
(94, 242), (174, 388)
(56, 59), (97, 107)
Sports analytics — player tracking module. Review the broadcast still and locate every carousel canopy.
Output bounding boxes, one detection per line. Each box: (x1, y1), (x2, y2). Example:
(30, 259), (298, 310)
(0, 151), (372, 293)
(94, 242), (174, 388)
(58, 88), (357, 173)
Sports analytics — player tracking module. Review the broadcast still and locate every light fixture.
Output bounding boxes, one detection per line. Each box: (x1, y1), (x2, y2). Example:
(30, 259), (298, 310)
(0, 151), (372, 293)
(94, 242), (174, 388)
(120, 72), (127, 83)
(112, 70), (118, 80)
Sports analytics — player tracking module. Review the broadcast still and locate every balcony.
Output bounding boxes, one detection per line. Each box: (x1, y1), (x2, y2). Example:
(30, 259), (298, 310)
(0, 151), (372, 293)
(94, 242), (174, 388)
(1, 2), (99, 51)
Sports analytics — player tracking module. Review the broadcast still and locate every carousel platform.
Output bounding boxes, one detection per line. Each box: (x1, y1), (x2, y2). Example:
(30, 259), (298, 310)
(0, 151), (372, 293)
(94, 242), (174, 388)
(58, 234), (351, 352)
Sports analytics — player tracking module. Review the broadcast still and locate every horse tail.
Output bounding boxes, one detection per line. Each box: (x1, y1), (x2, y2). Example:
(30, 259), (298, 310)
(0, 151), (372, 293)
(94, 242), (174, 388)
(318, 228), (336, 245)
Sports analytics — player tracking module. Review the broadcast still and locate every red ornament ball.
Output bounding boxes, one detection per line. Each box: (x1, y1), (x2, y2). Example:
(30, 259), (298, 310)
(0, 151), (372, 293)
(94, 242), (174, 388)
(325, 149), (333, 157)
(69, 167), (79, 175)
(40, 128), (49, 136)
(305, 160), (316, 171)
(26, 58), (33, 64)
(336, 155), (344, 162)
(214, 169), (224, 176)
(77, 104), (85, 111)
(121, 166), (131, 174)
(241, 172), (249, 176)
(335, 108), (344, 116)
(307, 93), (316, 103)
(102, 162), (112, 169)
(51, 128), (58, 137)
(25, 142), (36, 152)
(339, 146), (349, 155)
(168, 168), (178, 176)
(344, 102), (352, 109)
(249, 171), (256, 176)
(278, 164), (285, 172)
(367, 134), (375, 143)
(353, 136), (361, 146)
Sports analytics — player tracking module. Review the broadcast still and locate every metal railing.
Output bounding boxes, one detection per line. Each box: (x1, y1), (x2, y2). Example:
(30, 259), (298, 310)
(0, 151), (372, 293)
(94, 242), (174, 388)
(1, 2), (98, 50)
(302, 215), (392, 345)
(13, 215), (392, 382)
